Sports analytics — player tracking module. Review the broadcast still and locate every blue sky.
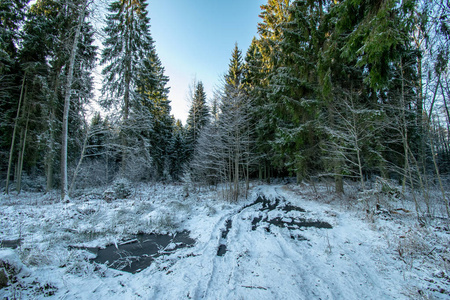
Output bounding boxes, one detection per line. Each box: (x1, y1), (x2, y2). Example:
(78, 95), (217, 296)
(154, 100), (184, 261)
(147, 0), (265, 123)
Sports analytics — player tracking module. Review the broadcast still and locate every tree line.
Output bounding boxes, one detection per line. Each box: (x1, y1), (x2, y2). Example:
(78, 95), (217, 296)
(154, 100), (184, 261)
(1, 0), (449, 210)
(188, 0), (449, 208)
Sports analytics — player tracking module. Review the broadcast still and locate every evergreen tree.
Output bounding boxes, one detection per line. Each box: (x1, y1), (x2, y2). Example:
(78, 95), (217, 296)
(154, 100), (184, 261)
(185, 81), (209, 159)
(190, 44), (255, 200)
(3, 0), (97, 194)
(318, 0), (417, 191)
(268, 0), (325, 181)
(137, 46), (172, 179)
(225, 43), (243, 92)
(0, 0), (27, 73)
(243, 37), (274, 180)
(101, 0), (158, 177)
(257, 0), (291, 76)
(168, 119), (184, 180)
(0, 0), (28, 183)
(251, 0), (291, 180)
(242, 37), (263, 93)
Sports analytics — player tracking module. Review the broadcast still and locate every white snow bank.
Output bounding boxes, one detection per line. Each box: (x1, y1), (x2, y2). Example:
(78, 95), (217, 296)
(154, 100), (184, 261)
(0, 249), (30, 278)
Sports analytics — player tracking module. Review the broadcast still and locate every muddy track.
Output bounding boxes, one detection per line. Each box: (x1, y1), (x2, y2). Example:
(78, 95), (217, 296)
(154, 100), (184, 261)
(195, 187), (335, 299)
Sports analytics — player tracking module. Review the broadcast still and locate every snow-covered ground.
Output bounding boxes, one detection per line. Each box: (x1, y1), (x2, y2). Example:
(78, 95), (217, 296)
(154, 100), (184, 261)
(1, 182), (449, 299)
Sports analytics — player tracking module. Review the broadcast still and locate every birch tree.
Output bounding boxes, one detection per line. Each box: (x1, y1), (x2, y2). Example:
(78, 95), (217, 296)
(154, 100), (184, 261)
(61, 0), (89, 201)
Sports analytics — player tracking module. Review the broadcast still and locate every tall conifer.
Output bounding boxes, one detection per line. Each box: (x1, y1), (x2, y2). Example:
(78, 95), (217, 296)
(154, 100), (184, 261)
(101, 0), (166, 177)
(186, 81), (209, 159)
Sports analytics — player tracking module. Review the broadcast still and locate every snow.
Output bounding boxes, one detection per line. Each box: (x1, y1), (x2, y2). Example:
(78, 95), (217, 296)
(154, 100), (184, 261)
(0, 248), (30, 277)
(0, 183), (449, 299)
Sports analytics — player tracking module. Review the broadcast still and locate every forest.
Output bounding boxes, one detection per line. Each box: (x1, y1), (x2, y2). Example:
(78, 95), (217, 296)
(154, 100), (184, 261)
(1, 0), (450, 298)
(1, 0), (449, 207)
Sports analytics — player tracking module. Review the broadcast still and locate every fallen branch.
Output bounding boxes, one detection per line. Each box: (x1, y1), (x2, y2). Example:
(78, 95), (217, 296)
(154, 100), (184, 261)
(241, 285), (268, 290)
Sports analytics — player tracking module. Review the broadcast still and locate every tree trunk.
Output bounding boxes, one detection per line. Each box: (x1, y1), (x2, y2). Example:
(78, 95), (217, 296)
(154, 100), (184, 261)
(17, 108), (30, 194)
(46, 69), (61, 192)
(5, 75), (26, 194)
(328, 96), (344, 194)
(69, 122), (90, 196)
(61, 1), (87, 201)
(15, 84), (28, 193)
(234, 150), (239, 201)
(441, 82), (450, 138)
(46, 108), (55, 192)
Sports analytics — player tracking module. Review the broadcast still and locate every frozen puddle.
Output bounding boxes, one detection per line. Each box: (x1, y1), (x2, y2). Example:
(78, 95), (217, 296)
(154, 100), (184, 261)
(80, 231), (195, 273)
(217, 196), (332, 256)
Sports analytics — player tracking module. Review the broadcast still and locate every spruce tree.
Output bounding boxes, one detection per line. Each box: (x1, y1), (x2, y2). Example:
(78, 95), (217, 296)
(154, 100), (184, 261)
(101, 0), (158, 177)
(318, 0), (417, 191)
(268, 0), (324, 181)
(137, 47), (172, 179)
(225, 43), (243, 91)
(197, 43), (255, 200)
(243, 37), (272, 180)
(185, 81), (209, 159)
(0, 0), (28, 188)
(257, 0), (290, 77)
(169, 119), (187, 181)
(3, 0), (97, 194)
(252, 0), (291, 180)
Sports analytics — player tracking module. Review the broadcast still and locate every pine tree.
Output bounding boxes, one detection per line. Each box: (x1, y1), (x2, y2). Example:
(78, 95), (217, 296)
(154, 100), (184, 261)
(250, 0), (291, 181)
(1, 0), (28, 191)
(101, 0), (159, 177)
(185, 81), (209, 159)
(137, 51), (172, 179)
(168, 119), (186, 181)
(268, 0), (325, 181)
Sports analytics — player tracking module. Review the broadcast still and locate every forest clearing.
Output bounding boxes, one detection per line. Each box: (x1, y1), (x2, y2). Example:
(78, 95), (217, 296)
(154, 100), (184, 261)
(1, 182), (449, 299)
(1, 0), (450, 298)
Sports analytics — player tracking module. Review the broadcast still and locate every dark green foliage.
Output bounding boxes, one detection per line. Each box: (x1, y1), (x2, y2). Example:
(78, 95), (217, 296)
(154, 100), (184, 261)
(101, 0), (173, 180)
(0, 0), (27, 72)
(1, 0), (446, 193)
(0, 0), (98, 191)
(185, 81), (209, 159)
(239, 0), (430, 188)
(0, 0), (28, 173)
(168, 119), (187, 181)
(225, 43), (244, 90)
(267, 0), (325, 179)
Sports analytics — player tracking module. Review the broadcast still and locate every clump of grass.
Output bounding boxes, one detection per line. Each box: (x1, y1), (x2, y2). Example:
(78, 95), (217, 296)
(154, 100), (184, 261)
(397, 227), (431, 269)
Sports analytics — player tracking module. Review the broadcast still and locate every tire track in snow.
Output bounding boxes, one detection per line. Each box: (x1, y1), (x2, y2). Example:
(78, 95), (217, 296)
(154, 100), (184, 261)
(190, 211), (237, 299)
(272, 186), (402, 299)
(156, 185), (401, 299)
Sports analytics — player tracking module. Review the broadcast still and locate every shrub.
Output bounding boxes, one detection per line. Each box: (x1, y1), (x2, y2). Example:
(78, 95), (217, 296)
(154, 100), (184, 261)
(111, 178), (133, 199)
